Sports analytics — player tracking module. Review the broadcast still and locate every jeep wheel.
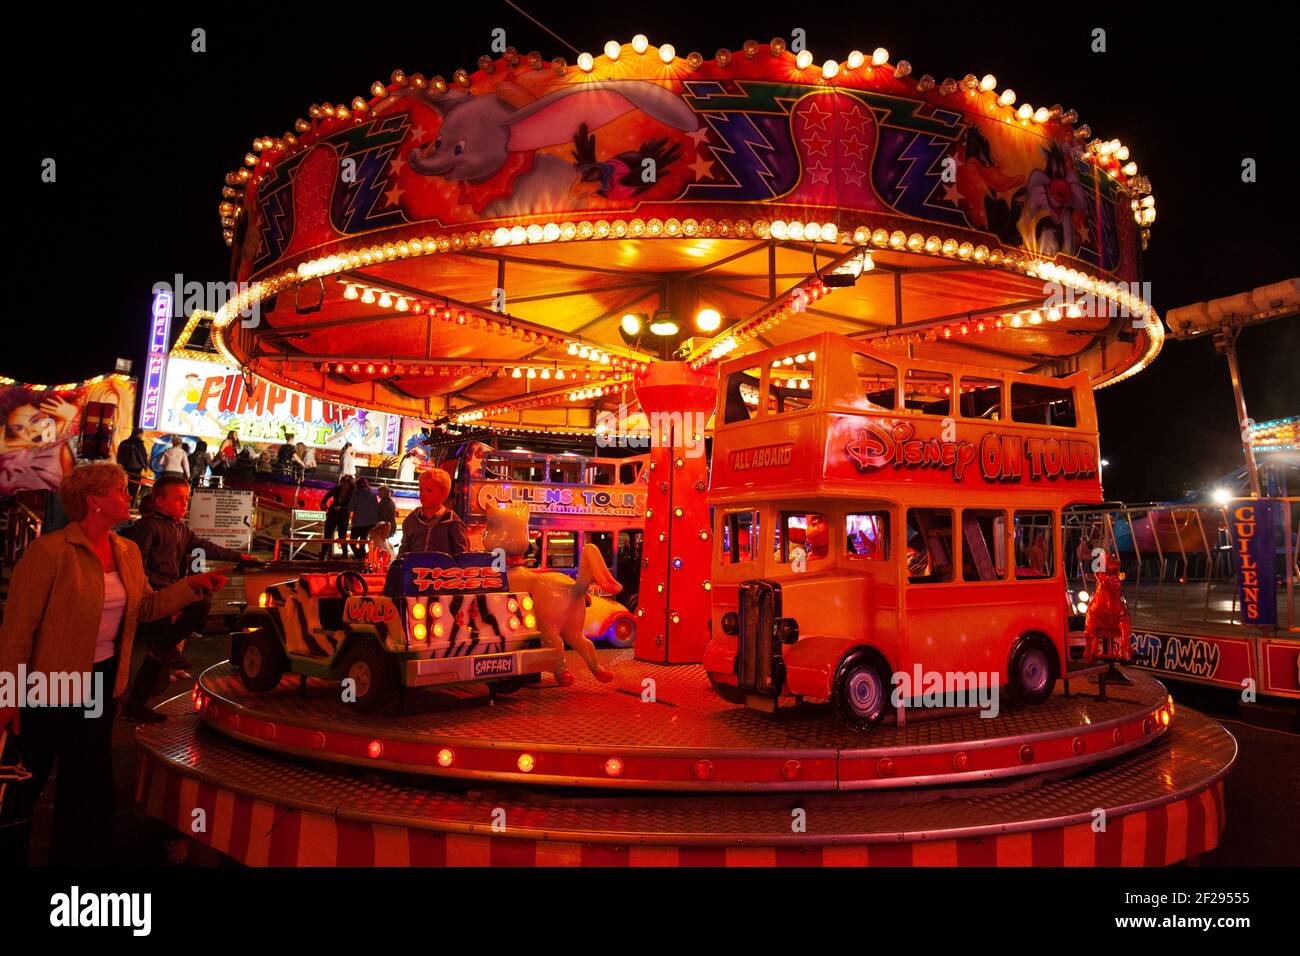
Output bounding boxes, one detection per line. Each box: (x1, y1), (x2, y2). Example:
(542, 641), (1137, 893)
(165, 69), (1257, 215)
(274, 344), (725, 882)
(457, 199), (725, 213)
(341, 642), (398, 713)
(831, 651), (889, 731)
(236, 630), (288, 693)
(604, 616), (637, 649)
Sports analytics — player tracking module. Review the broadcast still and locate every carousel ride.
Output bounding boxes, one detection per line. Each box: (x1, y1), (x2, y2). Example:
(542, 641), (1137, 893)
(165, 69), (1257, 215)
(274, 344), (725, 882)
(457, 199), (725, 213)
(134, 35), (1236, 866)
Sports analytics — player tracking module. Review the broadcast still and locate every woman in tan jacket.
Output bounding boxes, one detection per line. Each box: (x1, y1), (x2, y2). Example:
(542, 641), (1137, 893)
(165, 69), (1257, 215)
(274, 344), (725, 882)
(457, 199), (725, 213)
(0, 462), (226, 865)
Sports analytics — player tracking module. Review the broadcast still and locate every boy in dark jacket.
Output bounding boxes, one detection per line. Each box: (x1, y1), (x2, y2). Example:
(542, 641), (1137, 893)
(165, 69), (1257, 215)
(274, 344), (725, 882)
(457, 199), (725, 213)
(398, 469), (468, 557)
(120, 475), (252, 722)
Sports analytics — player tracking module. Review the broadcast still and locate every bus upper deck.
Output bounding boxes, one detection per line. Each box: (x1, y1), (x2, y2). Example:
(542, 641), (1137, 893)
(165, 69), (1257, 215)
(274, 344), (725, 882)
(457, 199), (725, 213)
(711, 331), (1102, 511)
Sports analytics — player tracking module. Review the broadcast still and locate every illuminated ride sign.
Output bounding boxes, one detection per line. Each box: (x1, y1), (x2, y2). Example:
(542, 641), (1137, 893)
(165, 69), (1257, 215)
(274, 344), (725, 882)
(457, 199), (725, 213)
(399, 552), (507, 596)
(474, 481), (647, 518)
(844, 421), (1098, 483)
(157, 356), (396, 453)
(721, 418), (1100, 490)
(1229, 501), (1278, 627)
(139, 291), (172, 430)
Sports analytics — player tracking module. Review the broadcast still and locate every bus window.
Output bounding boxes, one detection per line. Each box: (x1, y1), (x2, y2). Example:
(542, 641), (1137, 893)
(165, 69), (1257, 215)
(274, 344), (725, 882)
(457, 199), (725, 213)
(524, 531), (541, 568)
(545, 531), (577, 569)
(618, 461), (642, 484)
(724, 367), (763, 423)
(510, 462), (546, 482)
(961, 509), (1007, 582)
(1010, 382), (1077, 427)
(550, 461), (581, 483)
(906, 508), (954, 583)
(846, 511), (890, 560)
(722, 510), (760, 564)
(778, 512), (829, 563)
(851, 353), (897, 409)
(960, 376), (1002, 420)
(903, 368), (952, 416)
(1013, 511), (1055, 579)
(767, 355), (815, 415)
(588, 530), (615, 567)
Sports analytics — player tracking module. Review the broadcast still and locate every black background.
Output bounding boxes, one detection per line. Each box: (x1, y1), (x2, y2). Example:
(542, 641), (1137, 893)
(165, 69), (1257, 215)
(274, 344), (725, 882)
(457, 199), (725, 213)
(10, 1), (1298, 501)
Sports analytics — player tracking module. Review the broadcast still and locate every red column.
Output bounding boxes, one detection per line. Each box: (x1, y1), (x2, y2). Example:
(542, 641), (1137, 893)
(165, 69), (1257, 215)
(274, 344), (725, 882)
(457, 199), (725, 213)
(633, 363), (718, 663)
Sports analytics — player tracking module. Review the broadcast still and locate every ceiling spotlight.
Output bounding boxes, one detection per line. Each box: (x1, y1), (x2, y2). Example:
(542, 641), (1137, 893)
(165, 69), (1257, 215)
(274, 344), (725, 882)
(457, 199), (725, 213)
(649, 311), (679, 336)
(695, 308), (722, 332)
(621, 312), (644, 336)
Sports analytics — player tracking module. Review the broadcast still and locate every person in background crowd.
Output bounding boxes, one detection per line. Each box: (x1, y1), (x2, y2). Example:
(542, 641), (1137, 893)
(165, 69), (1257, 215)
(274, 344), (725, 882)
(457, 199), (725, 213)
(275, 434), (297, 476)
(365, 522), (395, 574)
(397, 447), (420, 483)
(159, 436), (189, 480)
(339, 441), (356, 477)
(217, 430), (240, 466)
(115, 428), (149, 501)
(398, 468), (468, 558)
(188, 438), (210, 488)
(0, 463), (226, 865)
(349, 477), (380, 558)
(119, 474), (253, 723)
(319, 474), (355, 559)
(377, 485), (397, 538)
(298, 442), (316, 479)
(255, 448), (273, 473)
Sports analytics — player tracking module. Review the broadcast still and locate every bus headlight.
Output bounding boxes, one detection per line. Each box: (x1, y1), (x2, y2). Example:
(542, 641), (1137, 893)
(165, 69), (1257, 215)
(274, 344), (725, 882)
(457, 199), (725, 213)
(777, 618), (800, 645)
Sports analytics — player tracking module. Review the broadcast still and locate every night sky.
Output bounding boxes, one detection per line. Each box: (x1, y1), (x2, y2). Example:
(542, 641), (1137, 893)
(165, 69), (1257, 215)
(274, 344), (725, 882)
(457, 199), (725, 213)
(13, 3), (1297, 502)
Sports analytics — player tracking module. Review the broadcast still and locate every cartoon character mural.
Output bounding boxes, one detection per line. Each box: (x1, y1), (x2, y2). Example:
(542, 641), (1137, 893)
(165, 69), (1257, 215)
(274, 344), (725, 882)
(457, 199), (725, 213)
(403, 80), (699, 217)
(1020, 143), (1091, 257)
(247, 65), (1132, 279)
(0, 377), (135, 497)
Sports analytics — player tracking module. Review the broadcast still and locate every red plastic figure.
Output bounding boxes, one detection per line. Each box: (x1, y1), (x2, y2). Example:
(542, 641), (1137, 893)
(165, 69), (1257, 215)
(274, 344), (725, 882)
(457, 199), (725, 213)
(1084, 553), (1132, 664)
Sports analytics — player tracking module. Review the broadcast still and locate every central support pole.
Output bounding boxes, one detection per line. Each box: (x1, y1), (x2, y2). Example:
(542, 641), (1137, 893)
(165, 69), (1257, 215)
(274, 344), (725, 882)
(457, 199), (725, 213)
(633, 362), (718, 663)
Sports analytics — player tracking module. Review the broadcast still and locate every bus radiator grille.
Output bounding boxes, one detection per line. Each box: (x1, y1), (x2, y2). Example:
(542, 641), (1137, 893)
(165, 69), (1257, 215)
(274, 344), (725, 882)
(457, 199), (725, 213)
(737, 580), (784, 695)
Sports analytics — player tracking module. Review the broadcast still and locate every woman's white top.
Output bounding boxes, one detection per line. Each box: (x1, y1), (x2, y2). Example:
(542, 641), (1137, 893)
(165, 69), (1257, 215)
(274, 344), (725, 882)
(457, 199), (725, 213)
(340, 449), (356, 476)
(96, 572), (127, 662)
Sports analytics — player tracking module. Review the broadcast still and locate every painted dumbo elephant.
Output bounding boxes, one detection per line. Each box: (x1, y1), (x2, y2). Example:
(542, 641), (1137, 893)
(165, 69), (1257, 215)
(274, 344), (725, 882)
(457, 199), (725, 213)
(406, 80), (699, 217)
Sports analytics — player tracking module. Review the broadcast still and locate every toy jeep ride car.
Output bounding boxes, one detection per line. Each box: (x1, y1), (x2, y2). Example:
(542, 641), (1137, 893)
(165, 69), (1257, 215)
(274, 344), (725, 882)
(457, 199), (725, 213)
(230, 551), (561, 712)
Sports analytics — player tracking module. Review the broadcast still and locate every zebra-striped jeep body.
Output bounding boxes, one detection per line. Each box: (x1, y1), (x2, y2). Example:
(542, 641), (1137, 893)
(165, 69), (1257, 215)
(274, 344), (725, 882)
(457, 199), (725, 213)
(231, 552), (560, 712)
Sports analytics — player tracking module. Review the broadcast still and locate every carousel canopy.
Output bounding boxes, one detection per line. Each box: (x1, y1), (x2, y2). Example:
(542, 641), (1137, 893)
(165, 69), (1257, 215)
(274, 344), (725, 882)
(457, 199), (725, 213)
(209, 36), (1162, 433)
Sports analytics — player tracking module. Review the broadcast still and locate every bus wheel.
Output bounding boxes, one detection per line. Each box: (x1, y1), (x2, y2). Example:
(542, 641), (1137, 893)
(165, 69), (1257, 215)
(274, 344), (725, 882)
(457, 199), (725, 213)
(832, 651), (889, 731)
(1007, 636), (1058, 706)
(708, 674), (746, 705)
(342, 642), (398, 713)
(236, 630), (288, 692)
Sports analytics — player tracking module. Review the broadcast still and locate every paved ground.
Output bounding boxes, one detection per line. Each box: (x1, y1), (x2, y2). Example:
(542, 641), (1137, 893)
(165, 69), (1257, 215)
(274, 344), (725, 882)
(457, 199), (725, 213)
(18, 621), (1300, 866)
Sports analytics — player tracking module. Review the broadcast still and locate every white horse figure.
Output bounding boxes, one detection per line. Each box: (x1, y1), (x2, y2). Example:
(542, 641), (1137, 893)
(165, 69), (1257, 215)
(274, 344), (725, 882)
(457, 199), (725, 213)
(482, 504), (619, 685)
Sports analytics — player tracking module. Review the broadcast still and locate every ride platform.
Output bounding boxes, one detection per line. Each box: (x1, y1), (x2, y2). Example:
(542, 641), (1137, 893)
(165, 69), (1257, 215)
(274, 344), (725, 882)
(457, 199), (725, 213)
(191, 652), (1177, 791)
(134, 652), (1236, 866)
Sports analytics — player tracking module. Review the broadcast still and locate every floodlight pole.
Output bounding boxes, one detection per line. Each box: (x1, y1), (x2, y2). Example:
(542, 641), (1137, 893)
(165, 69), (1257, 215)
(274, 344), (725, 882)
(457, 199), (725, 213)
(1214, 326), (1262, 498)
